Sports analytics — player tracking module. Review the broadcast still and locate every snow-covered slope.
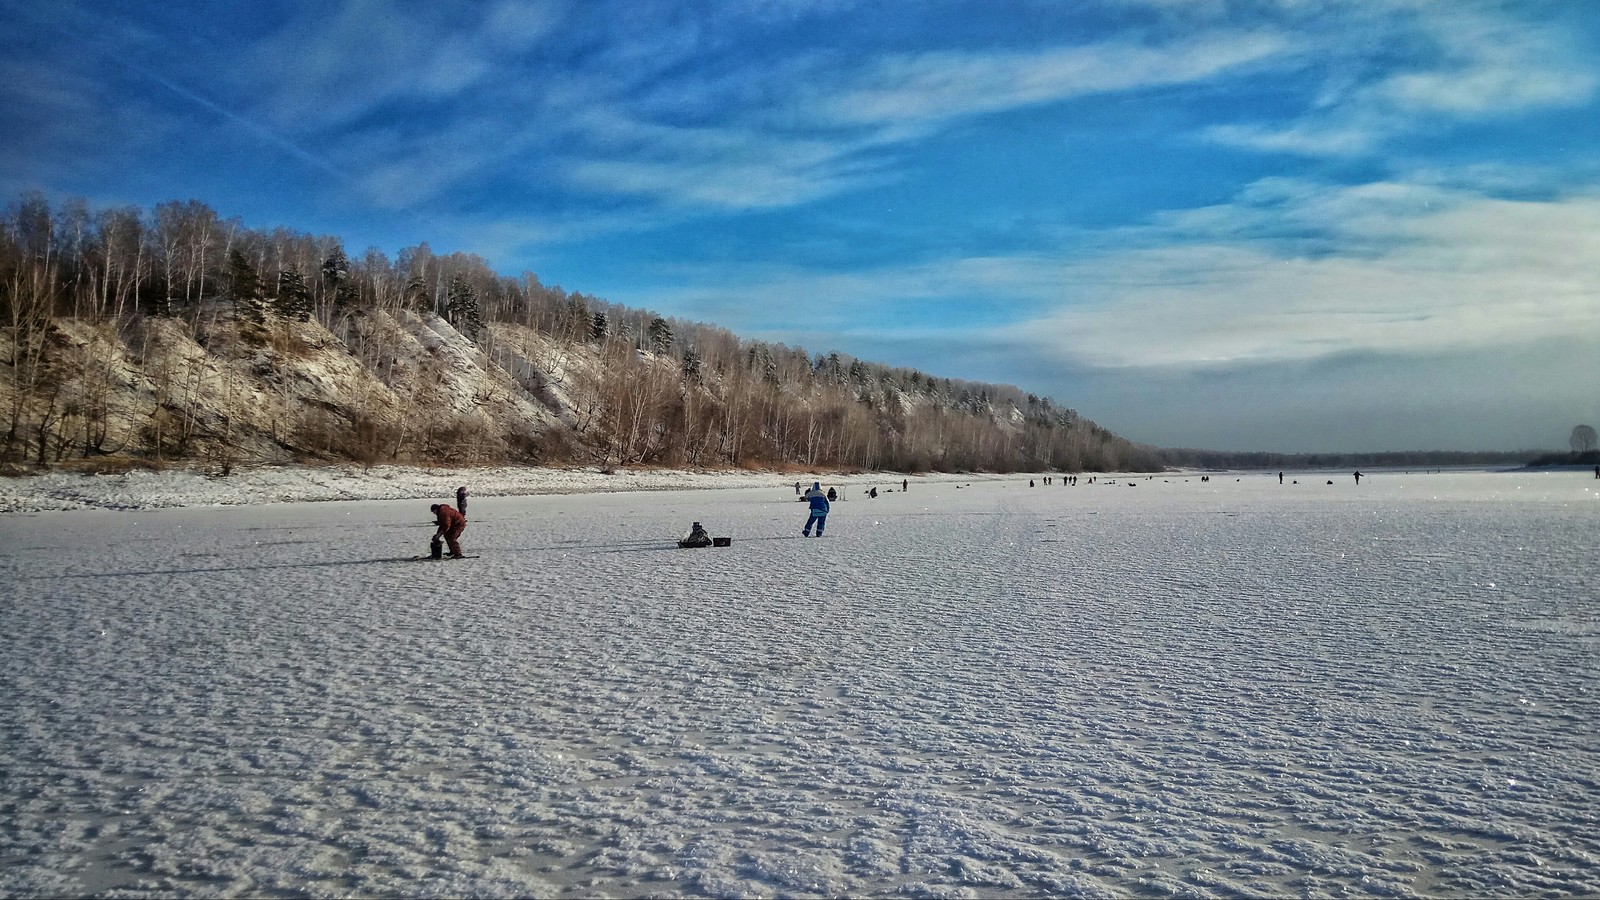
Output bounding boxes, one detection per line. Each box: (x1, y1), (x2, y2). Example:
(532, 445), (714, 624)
(2, 311), (577, 470)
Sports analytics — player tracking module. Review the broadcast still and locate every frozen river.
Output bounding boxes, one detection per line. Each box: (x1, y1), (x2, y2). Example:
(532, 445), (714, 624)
(2, 470), (1596, 897)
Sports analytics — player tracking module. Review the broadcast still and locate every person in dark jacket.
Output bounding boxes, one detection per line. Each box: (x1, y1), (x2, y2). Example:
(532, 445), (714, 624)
(456, 486), (469, 518)
(431, 503), (467, 558)
(678, 521), (713, 548)
(803, 482), (830, 537)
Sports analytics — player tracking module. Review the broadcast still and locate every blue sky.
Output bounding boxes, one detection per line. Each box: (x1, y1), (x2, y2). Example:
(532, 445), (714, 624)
(5, 0), (1599, 452)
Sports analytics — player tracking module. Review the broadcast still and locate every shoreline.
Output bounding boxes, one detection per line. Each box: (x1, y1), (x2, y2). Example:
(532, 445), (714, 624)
(0, 463), (1020, 514)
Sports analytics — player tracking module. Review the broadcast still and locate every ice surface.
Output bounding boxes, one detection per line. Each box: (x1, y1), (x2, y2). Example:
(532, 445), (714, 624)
(1, 469), (1596, 897)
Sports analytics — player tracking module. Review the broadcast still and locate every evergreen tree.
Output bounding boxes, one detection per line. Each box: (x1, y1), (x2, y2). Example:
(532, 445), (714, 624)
(321, 247), (350, 286)
(334, 280), (359, 312)
(274, 268), (313, 322)
(647, 316), (674, 354)
(446, 274), (484, 338)
(322, 248), (358, 313)
(226, 250), (265, 325)
(848, 360), (868, 386)
(590, 311), (609, 341)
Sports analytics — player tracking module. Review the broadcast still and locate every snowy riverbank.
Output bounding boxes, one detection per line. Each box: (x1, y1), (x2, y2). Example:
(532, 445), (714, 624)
(0, 464), (1008, 513)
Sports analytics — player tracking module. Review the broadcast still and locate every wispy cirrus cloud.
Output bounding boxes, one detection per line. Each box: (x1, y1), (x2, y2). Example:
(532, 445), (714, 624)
(1374, 6), (1596, 115)
(556, 101), (896, 210)
(812, 30), (1291, 133)
(555, 27), (1295, 212)
(240, 0), (564, 130)
(1204, 3), (1598, 156)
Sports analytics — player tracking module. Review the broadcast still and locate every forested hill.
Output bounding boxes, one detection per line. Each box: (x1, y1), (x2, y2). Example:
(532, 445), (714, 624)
(1157, 447), (1545, 470)
(1, 193), (1162, 474)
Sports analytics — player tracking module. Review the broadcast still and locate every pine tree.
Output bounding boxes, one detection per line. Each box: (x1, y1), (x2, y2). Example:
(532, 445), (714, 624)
(445, 274), (484, 339)
(647, 316), (674, 354)
(321, 248), (352, 313)
(321, 248), (349, 287)
(590, 312), (609, 341)
(226, 250), (265, 325)
(274, 268), (312, 322)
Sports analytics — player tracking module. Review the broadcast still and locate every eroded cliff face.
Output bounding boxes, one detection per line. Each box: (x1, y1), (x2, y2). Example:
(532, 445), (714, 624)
(1, 308), (577, 471)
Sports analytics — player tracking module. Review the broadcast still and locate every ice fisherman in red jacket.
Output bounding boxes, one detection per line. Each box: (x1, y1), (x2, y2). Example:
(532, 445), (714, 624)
(430, 503), (467, 558)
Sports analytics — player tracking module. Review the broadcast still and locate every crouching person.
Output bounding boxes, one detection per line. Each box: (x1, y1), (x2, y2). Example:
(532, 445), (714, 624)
(678, 521), (713, 548)
(431, 502), (467, 558)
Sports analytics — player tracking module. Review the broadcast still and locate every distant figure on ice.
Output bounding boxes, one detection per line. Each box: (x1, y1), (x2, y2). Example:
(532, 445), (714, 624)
(456, 485), (469, 518)
(1278, 472), (1284, 484)
(803, 482), (830, 537)
(902, 478), (908, 491)
(826, 486), (837, 501)
(678, 521), (712, 548)
(869, 487), (878, 499)
(1029, 479), (1035, 487)
(795, 481), (802, 495)
(430, 502), (467, 558)
(1354, 471), (1363, 485)
(1593, 465), (1598, 479)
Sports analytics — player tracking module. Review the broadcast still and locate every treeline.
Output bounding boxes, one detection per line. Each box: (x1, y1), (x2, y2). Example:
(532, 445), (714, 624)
(1526, 450), (1599, 467)
(1157, 447), (1543, 470)
(1, 192), (1161, 473)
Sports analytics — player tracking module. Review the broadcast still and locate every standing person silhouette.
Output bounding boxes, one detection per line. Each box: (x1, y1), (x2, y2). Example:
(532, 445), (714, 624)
(802, 482), (830, 537)
(1354, 471), (1363, 485)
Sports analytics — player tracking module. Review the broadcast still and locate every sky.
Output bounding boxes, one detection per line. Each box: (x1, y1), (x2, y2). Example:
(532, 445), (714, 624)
(3, 0), (1598, 453)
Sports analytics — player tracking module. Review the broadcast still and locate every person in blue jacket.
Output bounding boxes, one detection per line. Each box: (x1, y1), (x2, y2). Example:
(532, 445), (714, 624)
(802, 482), (830, 537)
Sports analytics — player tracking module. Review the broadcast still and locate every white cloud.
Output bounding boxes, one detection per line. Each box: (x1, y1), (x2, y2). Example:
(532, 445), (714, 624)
(559, 107), (893, 210)
(555, 27), (1294, 211)
(1201, 121), (1377, 157)
(632, 175), (1600, 383)
(1010, 183), (1600, 369)
(1206, 3), (1598, 156)
(1375, 6), (1597, 115)
(242, 0), (564, 129)
(815, 31), (1290, 130)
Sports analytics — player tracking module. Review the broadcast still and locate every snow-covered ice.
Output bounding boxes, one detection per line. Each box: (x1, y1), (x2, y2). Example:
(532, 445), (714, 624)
(2, 469), (1596, 897)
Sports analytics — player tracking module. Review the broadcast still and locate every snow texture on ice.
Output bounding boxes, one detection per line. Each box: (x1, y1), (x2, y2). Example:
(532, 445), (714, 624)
(1, 469), (1597, 897)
